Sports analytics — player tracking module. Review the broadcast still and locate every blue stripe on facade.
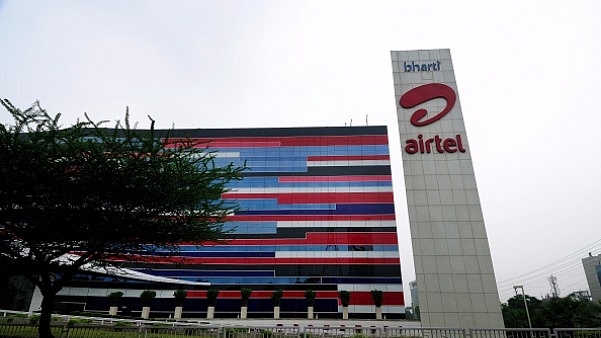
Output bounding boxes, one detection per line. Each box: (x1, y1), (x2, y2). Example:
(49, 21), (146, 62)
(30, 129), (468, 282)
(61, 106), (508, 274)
(235, 203), (395, 215)
(236, 199), (336, 211)
(222, 222), (277, 234)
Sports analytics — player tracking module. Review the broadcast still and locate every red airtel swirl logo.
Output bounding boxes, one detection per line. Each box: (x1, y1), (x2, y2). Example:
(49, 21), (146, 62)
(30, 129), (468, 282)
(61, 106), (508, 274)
(399, 83), (456, 127)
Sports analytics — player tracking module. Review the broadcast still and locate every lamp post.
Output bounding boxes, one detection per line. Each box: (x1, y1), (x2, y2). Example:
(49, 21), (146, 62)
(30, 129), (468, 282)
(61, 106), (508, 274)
(513, 285), (532, 328)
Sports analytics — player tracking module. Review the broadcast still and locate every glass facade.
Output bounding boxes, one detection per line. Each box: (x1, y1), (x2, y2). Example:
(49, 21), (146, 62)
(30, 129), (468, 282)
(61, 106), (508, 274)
(56, 126), (404, 318)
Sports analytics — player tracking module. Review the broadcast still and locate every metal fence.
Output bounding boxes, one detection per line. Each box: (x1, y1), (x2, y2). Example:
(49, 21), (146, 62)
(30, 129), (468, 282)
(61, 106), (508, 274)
(2, 310), (601, 338)
(1, 323), (601, 338)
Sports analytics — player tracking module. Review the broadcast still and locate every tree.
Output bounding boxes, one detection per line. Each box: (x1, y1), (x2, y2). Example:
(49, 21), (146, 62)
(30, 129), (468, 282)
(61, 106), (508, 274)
(108, 291), (124, 307)
(108, 291), (124, 316)
(173, 289), (187, 319)
(271, 289), (283, 307)
(0, 100), (245, 338)
(304, 289), (316, 319)
(304, 289), (316, 307)
(502, 293), (601, 328)
(338, 290), (350, 319)
(371, 289), (383, 307)
(206, 288), (219, 319)
(501, 294), (542, 328)
(371, 289), (383, 319)
(338, 290), (350, 307)
(240, 287), (252, 307)
(271, 289), (283, 319)
(173, 289), (187, 307)
(139, 290), (156, 319)
(206, 288), (219, 307)
(139, 290), (156, 307)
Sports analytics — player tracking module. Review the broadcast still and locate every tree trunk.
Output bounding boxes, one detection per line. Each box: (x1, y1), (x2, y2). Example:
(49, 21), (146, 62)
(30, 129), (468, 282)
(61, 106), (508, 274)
(39, 291), (56, 338)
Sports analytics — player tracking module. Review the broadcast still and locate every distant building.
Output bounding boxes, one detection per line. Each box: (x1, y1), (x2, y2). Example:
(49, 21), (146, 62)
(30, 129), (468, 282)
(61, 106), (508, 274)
(582, 253), (601, 302)
(568, 290), (592, 302)
(409, 280), (419, 309)
(409, 280), (419, 319)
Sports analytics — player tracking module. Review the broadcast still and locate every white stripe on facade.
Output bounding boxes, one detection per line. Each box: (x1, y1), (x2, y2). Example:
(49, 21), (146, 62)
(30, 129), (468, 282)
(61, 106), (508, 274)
(58, 287), (181, 299)
(276, 221), (397, 228)
(307, 160), (390, 167)
(345, 305), (405, 313)
(337, 283), (403, 292)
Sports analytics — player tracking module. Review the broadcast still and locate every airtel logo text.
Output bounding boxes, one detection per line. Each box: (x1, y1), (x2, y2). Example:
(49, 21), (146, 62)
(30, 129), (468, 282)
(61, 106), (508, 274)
(399, 83), (466, 154)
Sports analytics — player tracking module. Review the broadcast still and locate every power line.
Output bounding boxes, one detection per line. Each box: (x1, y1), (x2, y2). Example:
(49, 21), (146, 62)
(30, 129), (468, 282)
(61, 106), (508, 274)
(497, 238), (601, 287)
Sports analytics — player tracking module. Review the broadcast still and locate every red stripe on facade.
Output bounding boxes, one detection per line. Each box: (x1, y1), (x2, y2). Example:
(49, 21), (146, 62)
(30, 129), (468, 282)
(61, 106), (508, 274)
(226, 215), (396, 221)
(221, 192), (394, 204)
(113, 256), (400, 265)
(278, 175), (392, 183)
(184, 290), (404, 305)
(306, 155), (390, 161)
(221, 232), (399, 246)
(165, 136), (388, 148)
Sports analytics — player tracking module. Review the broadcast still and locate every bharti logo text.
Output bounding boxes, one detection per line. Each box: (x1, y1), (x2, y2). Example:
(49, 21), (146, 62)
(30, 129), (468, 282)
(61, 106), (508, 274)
(403, 60), (441, 72)
(399, 83), (466, 155)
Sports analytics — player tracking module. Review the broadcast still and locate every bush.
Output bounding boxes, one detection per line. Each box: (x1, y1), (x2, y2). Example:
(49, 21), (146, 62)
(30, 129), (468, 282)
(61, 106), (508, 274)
(68, 318), (94, 326)
(29, 315), (40, 324)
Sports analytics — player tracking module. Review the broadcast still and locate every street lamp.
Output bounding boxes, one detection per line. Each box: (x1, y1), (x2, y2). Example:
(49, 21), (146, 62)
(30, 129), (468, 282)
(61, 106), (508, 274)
(513, 285), (533, 328)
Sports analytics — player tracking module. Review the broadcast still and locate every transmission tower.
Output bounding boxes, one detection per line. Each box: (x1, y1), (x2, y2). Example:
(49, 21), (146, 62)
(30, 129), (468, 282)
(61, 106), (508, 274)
(548, 275), (560, 297)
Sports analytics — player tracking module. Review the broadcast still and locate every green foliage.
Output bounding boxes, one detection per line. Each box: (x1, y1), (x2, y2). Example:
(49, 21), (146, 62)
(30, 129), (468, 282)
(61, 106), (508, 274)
(260, 329), (273, 338)
(371, 290), (383, 307)
(240, 287), (253, 306)
(140, 290), (157, 306)
(0, 100), (245, 337)
(108, 291), (124, 306)
(173, 289), (187, 306)
(68, 318), (94, 326)
(304, 289), (316, 306)
(338, 290), (351, 307)
(206, 288), (219, 306)
(271, 289), (283, 306)
(502, 294), (601, 328)
(29, 315), (40, 324)
(351, 334), (368, 338)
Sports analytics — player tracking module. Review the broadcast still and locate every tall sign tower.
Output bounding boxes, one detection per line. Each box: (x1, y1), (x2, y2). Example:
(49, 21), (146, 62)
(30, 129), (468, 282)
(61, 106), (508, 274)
(391, 49), (504, 328)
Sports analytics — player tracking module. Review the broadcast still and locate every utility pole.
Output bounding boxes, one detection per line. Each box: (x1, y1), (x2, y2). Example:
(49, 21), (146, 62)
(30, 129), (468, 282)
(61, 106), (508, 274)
(513, 285), (533, 329)
(548, 275), (560, 298)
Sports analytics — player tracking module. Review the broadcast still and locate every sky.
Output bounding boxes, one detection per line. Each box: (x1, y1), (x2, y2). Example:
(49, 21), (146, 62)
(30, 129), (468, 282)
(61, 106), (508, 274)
(1, 0), (600, 304)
